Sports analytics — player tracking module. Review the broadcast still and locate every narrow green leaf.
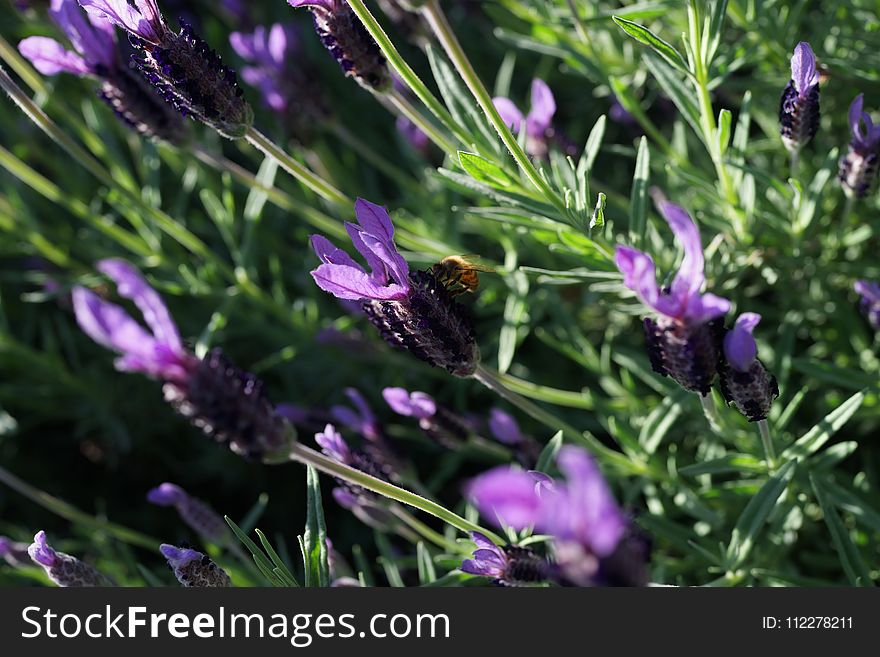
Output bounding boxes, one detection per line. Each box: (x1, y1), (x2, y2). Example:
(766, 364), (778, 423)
(416, 542), (437, 584)
(535, 431), (564, 472)
(639, 389), (686, 454)
(810, 476), (874, 586)
(303, 465), (330, 588)
(255, 529), (299, 587)
(459, 151), (514, 188)
(374, 532), (405, 587)
(590, 192), (606, 231)
(613, 16), (689, 73)
(781, 391), (865, 461)
(643, 53), (702, 136)
(679, 454), (765, 477)
(578, 114), (606, 178)
(717, 108), (732, 155)
(630, 137), (650, 244)
(225, 516), (285, 587)
(725, 460), (796, 569)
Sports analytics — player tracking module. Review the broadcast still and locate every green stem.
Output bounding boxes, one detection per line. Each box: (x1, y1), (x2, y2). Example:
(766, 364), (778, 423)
(344, 0), (472, 147)
(757, 419), (776, 468)
(244, 126), (350, 207)
(473, 364), (651, 477)
(0, 464), (159, 550)
(699, 393), (724, 435)
(386, 87), (458, 155)
(287, 443), (505, 545)
(389, 506), (469, 554)
(419, 0), (566, 213)
(565, 0), (590, 43)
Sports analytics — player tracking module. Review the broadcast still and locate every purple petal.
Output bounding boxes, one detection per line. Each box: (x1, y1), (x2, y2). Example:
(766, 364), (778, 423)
(51, 0), (116, 69)
(493, 96), (524, 133)
(332, 487), (358, 509)
(344, 388), (377, 431)
(147, 483), (186, 507)
(97, 259), (182, 352)
(382, 387), (436, 419)
(73, 287), (157, 355)
(18, 37), (90, 75)
(525, 78), (555, 139)
(275, 403), (310, 424)
(310, 235), (363, 271)
(315, 424), (351, 463)
(159, 544), (200, 568)
(79, 0), (160, 42)
(614, 246), (663, 313)
(724, 312), (760, 372)
(288, 0), (335, 9)
(849, 94), (865, 141)
(488, 408), (522, 445)
(358, 230), (411, 289)
(791, 42), (819, 95)
(661, 202), (705, 303)
(469, 531), (497, 551)
(354, 198), (395, 242)
(855, 279), (880, 304)
(681, 292), (731, 324)
(28, 531), (59, 568)
(467, 467), (543, 529)
(310, 263), (409, 301)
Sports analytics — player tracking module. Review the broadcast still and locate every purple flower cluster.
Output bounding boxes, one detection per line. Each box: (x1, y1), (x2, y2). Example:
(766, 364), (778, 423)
(310, 199), (479, 376)
(28, 531), (114, 587)
(614, 201), (777, 420)
(160, 544), (231, 587)
(854, 280), (880, 331)
(18, 0), (187, 143)
(147, 483), (230, 544)
(493, 79), (575, 157)
(779, 42), (820, 152)
(839, 95), (880, 198)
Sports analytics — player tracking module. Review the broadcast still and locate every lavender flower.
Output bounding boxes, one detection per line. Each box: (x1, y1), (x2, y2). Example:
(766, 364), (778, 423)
(160, 544), (231, 587)
(79, 0), (252, 138)
(493, 79), (559, 158)
(854, 280), (880, 331)
(383, 386), (471, 448)
(461, 532), (550, 587)
(315, 424), (396, 530)
(0, 536), (33, 567)
(488, 408), (540, 466)
(614, 202), (730, 395)
(18, 0), (187, 143)
(288, 0), (391, 92)
(718, 314), (779, 422)
(147, 483), (229, 544)
(72, 259), (294, 460)
(779, 42), (820, 151)
(230, 24), (327, 141)
(468, 446), (647, 586)
(331, 388), (381, 441)
(28, 531), (113, 586)
(839, 94), (880, 198)
(310, 199), (479, 377)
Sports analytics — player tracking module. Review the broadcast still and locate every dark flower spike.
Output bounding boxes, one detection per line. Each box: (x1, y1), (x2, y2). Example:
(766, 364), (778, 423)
(839, 94), (880, 199)
(310, 199), (479, 377)
(615, 202), (730, 395)
(718, 313), (779, 423)
(28, 531), (114, 587)
(18, 0), (187, 143)
(288, 0), (391, 92)
(854, 280), (880, 331)
(147, 483), (229, 544)
(779, 42), (820, 152)
(461, 532), (551, 587)
(467, 447), (644, 587)
(79, 0), (253, 138)
(72, 259), (294, 460)
(160, 544), (231, 587)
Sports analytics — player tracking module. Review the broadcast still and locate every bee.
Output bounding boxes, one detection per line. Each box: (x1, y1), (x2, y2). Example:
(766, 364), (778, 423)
(430, 255), (495, 296)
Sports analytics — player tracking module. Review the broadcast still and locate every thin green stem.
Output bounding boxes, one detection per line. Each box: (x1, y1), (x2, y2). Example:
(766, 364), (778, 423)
(244, 126), (350, 207)
(757, 419), (776, 468)
(565, 0), (590, 44)
(389, 506), (469, 554)
(386, 87), (458, 155)
(344, 0), (472, 147)
(419, 0), (566, 213)
(473, 364), (653, 477)
(0, 464), (159, 550)
(287, 442), (505, 545)
(699, 393), (724, 435)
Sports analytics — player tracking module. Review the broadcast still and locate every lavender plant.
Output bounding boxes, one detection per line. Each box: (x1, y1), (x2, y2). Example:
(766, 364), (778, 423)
(0, 0), (878, 590)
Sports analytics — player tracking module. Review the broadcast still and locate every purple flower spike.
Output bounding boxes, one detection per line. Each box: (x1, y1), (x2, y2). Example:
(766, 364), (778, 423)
(839, 95), (880, 198)
(19, 0), (186, 143)
(28, 531), (113, 586)
(488, 408), (522, 445)
(493, 78), (558, 157)
(855, 279), (880, 331)
(311, 199), (479, 377)
(160, 544), (231, 587)
(615, 202), (730, 395)
(288, 0), (390, 91)
(779, 42), (820, 151)
(719, 313), (778, 422)
(147, 483), (229, 543)
(460, 532), (549, 587)
(382, 387), (436, 419)
(73, 259), (195, 383)
(79, 0), (253, 139)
